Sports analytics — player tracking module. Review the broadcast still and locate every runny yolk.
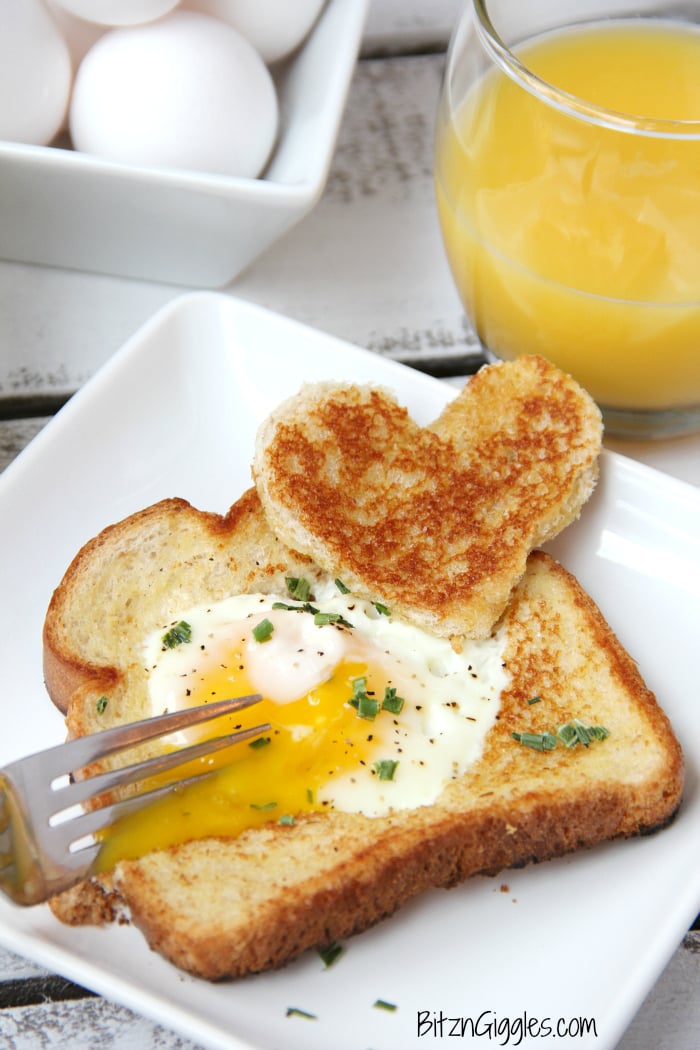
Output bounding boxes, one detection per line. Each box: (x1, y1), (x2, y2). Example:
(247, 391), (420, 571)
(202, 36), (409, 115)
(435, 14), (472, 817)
(95, 658), (398, 872)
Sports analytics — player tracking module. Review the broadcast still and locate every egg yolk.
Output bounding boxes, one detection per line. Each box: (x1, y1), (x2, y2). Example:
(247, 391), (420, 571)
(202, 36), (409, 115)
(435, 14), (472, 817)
(95, 655), (398, 872)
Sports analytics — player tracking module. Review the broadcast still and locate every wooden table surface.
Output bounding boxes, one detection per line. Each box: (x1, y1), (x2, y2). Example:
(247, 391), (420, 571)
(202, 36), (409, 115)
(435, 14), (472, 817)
(1, 2), (699, 1047)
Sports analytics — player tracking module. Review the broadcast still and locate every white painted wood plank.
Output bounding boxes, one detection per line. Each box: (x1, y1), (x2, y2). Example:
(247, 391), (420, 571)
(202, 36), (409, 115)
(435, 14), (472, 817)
(618, 934), (700, 1050)
(0, 948), (45, 983)
(0, 419), (50, 473)
(0, 994), (200, 1050)
(234, 53), (480, 367)
(362, 0), (461, 52)
(0, 264), (176, 401)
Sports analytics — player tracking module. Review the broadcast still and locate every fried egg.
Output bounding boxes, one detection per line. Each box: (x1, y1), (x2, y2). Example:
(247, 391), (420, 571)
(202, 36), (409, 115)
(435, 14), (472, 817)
(97, 581), (508, 868)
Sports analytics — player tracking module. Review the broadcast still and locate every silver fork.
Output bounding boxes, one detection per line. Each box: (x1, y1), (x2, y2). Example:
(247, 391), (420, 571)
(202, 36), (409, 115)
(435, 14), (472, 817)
(0, 694), (267, 906)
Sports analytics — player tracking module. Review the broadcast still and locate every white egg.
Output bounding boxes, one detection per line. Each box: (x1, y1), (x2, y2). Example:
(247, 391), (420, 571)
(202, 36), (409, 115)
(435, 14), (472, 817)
(182, 0), (326, 64)
(0, 0), (72, 146)
(51, 0), (181, 27)
(69, 11), (278, 178)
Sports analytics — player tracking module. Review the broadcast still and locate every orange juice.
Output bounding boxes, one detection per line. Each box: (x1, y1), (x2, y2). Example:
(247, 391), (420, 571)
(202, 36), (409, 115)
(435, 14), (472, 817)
(435, 20), (700, 411)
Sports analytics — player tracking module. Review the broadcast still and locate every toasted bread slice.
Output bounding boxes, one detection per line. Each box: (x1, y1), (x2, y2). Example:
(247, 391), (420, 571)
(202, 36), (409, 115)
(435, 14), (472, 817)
(253, 356), (603, 640)
(45, 489), (683, 981)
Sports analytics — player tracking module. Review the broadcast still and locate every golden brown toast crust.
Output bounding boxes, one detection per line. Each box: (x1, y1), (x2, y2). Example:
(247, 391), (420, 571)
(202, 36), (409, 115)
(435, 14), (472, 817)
(253, 357), (602, 640)
(46, 491), (683, 980)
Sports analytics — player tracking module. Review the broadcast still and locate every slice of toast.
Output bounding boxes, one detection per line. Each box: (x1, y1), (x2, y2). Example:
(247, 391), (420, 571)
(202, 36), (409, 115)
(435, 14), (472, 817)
(252, 356), (603, 641)
(44, 488), (683, 981)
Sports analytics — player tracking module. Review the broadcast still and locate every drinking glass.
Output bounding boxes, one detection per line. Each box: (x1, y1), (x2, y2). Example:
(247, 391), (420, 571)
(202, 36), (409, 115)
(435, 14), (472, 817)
(434, 0), (700, 437)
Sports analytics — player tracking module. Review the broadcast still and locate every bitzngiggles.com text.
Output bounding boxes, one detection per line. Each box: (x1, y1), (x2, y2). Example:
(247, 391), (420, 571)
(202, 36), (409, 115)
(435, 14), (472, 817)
(417, 1010), (598, 1044)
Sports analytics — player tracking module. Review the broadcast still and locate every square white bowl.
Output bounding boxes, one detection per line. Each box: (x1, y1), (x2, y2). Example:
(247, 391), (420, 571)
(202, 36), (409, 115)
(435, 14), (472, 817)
(0, 0), (368, 287)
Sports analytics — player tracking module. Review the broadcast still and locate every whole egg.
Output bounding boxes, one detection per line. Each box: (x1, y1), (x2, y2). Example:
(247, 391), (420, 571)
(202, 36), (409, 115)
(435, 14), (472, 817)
(50, 0), (182, 26)
(182, 0), (327, 63)
(69, 10), (279, 178)
(0, 0), (72, 146)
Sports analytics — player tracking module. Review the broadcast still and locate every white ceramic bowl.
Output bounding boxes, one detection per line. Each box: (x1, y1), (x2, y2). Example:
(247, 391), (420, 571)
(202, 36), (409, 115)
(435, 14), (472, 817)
(0, 0), (368, 287)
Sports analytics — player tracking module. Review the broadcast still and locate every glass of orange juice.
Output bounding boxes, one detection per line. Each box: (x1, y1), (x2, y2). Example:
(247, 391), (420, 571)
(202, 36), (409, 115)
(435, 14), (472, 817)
(434, 0), (700, 437)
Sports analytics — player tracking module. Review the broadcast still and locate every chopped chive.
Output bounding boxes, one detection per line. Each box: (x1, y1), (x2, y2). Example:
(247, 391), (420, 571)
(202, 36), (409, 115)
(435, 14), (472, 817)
(286, 1007), (317, 1020)
(250, 801), (277, 811)
(313, 611), (354, 628)
(318, 942), (344, 968)
(252, 617), (274, 643)
(272, 600), (320, 616)
(511, 731), (557, 751)
(382, 687), (404, 714)
(358, 694), (379, 720)
(348, 676), (379, 718)
(527, 695), (542, 705)
(556, 723), (579, 748)
(96, 695), (108, 715)
(352, 677), (368, 697)
(373, 601), (391, 616)
(306, 787), (314, 804)
(161, 620), (192, 648)
(348, 676), (366, 709)
(279, 813), (295, 826)
(249, 735), (271, 749)
(566, 718), (589, 746)
(373, 999), (397, 1012)
(335, 578), (350, 594)
(285, 576), (311, 601)
(557, 719), (612, 747)
(516, 720), (611, 753)
(374, 759), (399, 781)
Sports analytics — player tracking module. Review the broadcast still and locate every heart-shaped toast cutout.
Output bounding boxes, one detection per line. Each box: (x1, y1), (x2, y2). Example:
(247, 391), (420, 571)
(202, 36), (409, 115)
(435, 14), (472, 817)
(254, 356), (602, 639)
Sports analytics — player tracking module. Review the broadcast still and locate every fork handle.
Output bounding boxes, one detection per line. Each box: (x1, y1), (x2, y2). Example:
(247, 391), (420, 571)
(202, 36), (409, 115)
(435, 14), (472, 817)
(0, 775), (51, 906)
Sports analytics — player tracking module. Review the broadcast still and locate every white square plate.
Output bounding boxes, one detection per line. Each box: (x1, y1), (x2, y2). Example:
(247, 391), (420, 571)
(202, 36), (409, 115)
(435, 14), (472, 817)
(1, 292), (699, 1050)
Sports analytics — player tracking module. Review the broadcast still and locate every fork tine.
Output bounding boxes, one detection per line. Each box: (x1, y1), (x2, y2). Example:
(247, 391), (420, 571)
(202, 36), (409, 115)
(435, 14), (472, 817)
(50, 722), (272, 855)
(29, 694), (263, 784)
(57, 721), (270, 812)
(66, 693), (264, 772)
(56, 773), (228, 858)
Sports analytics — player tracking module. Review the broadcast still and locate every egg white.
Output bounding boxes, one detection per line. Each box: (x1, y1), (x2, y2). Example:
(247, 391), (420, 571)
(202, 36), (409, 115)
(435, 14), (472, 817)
(144, 582), (509, 817)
